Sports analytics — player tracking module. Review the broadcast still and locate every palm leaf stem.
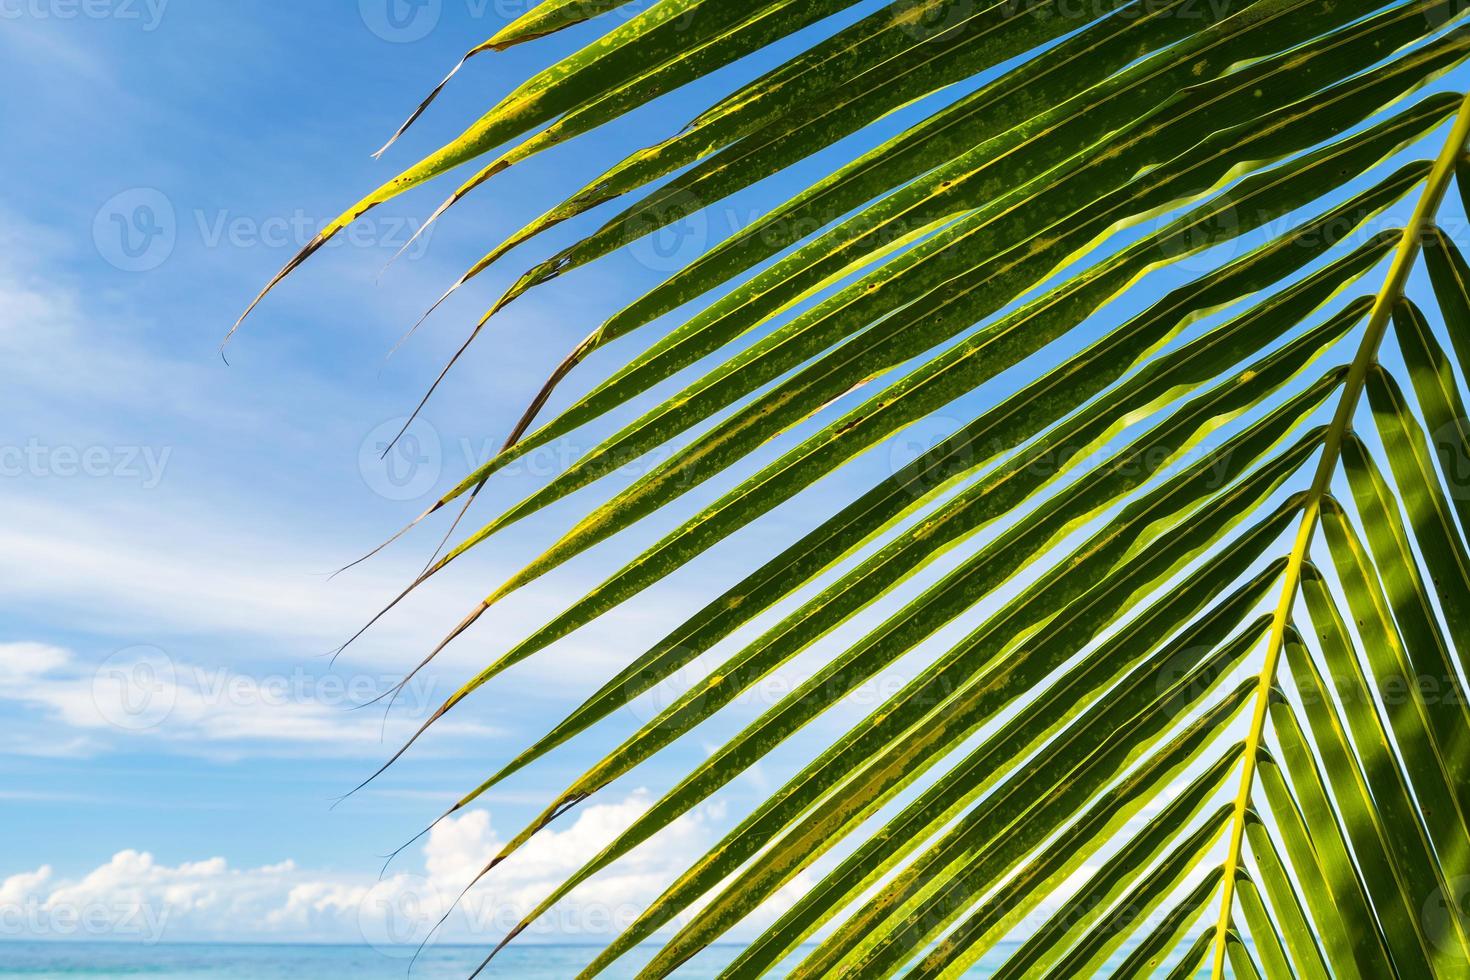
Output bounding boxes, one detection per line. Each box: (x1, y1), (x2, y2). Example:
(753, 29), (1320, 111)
(1208, 87), (1470, 978)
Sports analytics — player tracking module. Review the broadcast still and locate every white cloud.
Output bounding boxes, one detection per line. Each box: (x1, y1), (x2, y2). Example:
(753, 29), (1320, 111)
(0, 793), (782, 950)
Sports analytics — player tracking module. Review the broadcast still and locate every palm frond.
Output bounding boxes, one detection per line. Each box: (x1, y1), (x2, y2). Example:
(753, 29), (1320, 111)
(239, 0), (1470, 975)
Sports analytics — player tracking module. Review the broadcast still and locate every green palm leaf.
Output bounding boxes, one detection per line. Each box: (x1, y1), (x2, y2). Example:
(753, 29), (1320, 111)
(237, 1), (1470, 975)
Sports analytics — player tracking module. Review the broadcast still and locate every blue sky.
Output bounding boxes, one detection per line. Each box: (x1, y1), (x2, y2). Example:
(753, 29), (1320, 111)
(0, 0), (938, 949)
(4, 0), (1470, 964)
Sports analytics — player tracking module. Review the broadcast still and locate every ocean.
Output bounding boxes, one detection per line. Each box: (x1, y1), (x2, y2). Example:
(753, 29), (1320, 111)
(0, 943), (852, 978)
(0, 941), (1214, 978)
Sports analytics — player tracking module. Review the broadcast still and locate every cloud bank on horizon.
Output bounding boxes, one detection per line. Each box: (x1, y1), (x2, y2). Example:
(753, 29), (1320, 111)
(0, 792), (754, 947)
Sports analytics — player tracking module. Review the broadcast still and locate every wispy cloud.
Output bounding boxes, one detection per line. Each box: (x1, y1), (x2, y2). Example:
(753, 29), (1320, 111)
(0, 641), (500, 756)
(0, 221), (675, 681)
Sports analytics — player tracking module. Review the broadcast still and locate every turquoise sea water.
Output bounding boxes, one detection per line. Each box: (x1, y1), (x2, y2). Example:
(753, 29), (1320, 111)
(0, 943), (656, 979)
(0, 942), (1219, 978)
(0, 943), (840, 978)
(0, 943), (877, 979)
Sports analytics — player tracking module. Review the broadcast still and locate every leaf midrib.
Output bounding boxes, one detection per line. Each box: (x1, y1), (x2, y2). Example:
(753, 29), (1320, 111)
(1207, 88), (1470, 980)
